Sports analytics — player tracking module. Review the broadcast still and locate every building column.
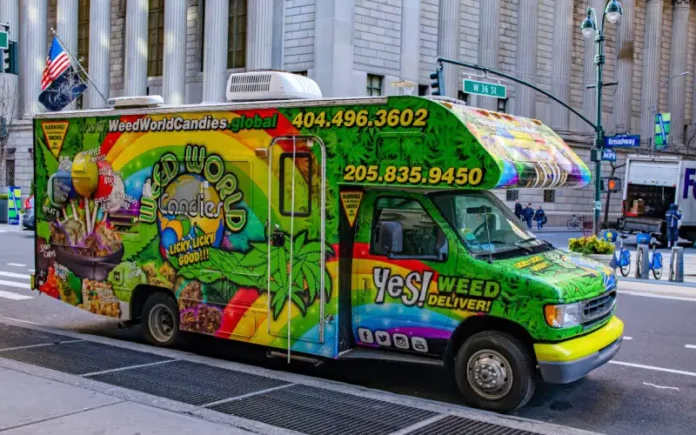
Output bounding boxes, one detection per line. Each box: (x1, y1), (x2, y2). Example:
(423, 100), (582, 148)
(515, 0), (538, 117)
(246, 0), (273, 70)
(314, 0), (355, 97)
(582, 0), (605, 133)
(19, 0), (47, 116)
(550, 0), (573, 130)
(641, 0), (664, 146)
(478, 0), (500, 111)
(668, 0), (690, 145)
(400, 0), (420, 84)
(202, 0), (229, 103)
(86, 1), (110, 109)
(612, 0), (636, 134)
(124, 0), (148, 97)
(0, 0), (19, 119)
(437, 0), (460, 98)
(271, 0), (284, 70)
(162, 0), (187, 105)
(56, 0), (77, 56)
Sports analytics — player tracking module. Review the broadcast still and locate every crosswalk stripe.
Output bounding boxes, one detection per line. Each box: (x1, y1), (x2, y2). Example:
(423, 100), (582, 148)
(0, 290), (33, 300)
(0, 279), (31, 290)
(0, 271), (30, 280)
(6, 263), (26, 268)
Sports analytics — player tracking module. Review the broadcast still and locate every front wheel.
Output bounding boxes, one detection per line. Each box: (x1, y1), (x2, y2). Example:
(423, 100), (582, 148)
(635, 248), (643, 278)
(567, 218), (578, 230)
(142, 292), (180, 347)
(652, 252), (663, 280)
(619, 250), (631, 277)
(454, 332), (536, 413)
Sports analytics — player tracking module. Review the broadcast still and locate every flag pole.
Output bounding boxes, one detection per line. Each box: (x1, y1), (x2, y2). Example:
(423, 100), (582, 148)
(49, 28), (109, 106)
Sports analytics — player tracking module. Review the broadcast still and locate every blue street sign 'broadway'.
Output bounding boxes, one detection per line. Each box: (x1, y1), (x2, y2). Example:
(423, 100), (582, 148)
(604, 134), (640, 148)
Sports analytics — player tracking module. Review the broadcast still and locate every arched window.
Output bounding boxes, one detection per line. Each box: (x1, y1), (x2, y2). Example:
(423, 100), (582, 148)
(147, 0), (165, 77)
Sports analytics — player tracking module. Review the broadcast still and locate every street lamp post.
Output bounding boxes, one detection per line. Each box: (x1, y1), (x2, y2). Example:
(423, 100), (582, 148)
(581, 0), (622, 236)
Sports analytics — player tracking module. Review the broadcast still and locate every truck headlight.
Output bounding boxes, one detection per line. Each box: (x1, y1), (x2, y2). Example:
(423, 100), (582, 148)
(544, 302), (583, 328)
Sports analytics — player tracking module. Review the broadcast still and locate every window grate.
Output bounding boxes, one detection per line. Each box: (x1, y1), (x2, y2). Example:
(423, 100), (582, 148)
(506, 190), (519, 201)
(543, 189), (556, 203)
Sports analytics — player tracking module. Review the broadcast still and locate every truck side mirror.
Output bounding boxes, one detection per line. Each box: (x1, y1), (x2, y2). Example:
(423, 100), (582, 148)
(379, 221), (403, 255)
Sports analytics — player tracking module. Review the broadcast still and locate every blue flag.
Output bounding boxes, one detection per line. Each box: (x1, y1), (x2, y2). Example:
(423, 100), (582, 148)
(38, 37), (88, 112)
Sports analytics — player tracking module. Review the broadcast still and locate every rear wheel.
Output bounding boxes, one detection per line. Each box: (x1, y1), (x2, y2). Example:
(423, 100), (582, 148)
(454, 332), (536, 413)
(566, 218), (578, 230)
(652, 252), (663, 280)
(142, 292), (180, 347)
(635, 248), (643, 278)
(619, 251), (631, 277)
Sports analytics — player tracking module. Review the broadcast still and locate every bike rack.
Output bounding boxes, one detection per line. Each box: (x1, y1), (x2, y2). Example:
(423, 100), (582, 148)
(669, 246), (684, 282)
(635, 244), (650, 280)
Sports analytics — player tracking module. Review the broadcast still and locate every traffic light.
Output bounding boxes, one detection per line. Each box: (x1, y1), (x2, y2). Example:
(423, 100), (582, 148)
(2, 41), (18, 75)
(429, 65), (445, 96)
(601, 177), (621, 193)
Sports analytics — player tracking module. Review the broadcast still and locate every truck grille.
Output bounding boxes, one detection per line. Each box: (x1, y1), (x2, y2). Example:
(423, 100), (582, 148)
(581, 290), (616, 329)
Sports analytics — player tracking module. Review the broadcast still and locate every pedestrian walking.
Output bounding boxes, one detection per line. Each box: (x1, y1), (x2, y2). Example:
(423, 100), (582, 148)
(665, 203), (682, 248)
(514, 200), (523, 220)
(534, 205), (546, 230)
(523, 203), (534, 229)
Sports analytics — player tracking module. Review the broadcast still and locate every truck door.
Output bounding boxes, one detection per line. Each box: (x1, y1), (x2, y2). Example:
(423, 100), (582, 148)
(267, 137), (326, 347)
(351, 191), (453, 356)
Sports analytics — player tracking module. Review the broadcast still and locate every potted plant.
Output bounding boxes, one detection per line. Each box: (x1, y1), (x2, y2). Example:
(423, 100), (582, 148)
(568, 235), (615, 264)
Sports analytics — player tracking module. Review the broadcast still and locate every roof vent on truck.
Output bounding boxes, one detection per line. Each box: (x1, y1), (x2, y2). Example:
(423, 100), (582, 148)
(226, 71), (322, 102)
(107, 95), (164, 109)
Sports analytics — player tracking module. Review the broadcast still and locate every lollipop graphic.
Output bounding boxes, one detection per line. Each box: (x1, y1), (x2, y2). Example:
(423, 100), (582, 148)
(92, 159), (115, 230)
(49, 170), (75, 222)
(71, 152), (99, 234)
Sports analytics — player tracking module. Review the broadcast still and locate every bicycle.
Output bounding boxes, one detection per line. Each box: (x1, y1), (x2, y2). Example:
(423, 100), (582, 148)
(566, 214), (584, 230)
(609, 232), (631, 277)
(636, 232), (663, 280)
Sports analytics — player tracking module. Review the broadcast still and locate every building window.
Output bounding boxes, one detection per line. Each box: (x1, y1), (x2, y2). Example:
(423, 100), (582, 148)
(418, 85), (429, 96)
(506, 190), (519, 202)
(228, 0), (248, 69)
(543, 189), (556, 203)
(77, 0), (90, 73)
(458, 91), (469, 105)
(367, 74), (383, 96)
(5, 159), (14, 186)
(147, 0), (165, 77)
(497, 99), (507, 113)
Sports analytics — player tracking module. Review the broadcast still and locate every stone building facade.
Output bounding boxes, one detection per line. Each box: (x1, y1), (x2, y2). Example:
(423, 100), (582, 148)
(0, 0), (694, 226)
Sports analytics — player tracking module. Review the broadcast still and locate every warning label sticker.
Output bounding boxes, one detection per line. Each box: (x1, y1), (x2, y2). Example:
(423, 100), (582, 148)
(340, 191), (363, 227)
(41, 121), (69, 157)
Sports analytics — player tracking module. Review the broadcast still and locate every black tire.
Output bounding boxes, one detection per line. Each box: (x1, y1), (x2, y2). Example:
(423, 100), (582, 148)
(141, 292), (180, 347)
(453, 332), (536, 413)
(566, 219), (577, 230)
(635, 249), (643, 278)
(652, 254), (663, 280)
(619, 253), (631, 277)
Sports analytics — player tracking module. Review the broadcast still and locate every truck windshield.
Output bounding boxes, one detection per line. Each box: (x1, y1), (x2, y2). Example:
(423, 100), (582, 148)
(431, 192), (548, 257)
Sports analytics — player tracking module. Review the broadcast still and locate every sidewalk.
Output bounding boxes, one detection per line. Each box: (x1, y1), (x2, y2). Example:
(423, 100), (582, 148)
(0, 321), (599, 435)
(0, 223), (27, 233)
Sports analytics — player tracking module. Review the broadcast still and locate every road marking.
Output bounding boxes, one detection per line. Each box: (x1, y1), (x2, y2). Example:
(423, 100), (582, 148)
(685, 344), (696, 349)
(0, 340), (82, 352)
(643, 382), (680, 391)
(0, 316), (39, 325)
(6, 263), (26, 268)
(0, 279), (31, 290)
(200, 383), (295, 408)
(0, 271), (30, 280)
(624, 336), (633, 340)
(0, 290), (32, 300)
(618, 290), (696, 303)
(390, 415), (449, 435)
(610, 360), (696, 377)
(82, 359), (177, 378)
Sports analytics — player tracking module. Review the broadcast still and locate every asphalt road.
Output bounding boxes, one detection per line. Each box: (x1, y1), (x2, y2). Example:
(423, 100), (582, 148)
(1, 228), (695, 435)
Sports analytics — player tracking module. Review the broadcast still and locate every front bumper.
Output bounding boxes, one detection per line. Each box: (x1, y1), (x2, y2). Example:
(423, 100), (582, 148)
(534, 316), (624, 384)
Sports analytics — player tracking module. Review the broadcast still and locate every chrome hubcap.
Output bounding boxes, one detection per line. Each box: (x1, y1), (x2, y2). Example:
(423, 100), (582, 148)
(149, 304), (175, 343)
(467, 349), (513, 400)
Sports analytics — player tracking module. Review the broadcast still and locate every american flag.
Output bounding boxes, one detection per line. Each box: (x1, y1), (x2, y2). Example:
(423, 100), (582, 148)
(41, 37), (71, 91)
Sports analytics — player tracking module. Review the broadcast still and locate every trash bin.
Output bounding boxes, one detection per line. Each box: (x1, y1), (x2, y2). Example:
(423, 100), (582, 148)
(636, 233), (651, 245)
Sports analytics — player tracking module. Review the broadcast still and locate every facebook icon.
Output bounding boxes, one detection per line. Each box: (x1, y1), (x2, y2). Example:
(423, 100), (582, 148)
(684, 168), (696, 199)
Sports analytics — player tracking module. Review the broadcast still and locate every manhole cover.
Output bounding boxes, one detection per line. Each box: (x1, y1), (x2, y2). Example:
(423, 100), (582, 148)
(88, 360), (289, 406)
(409, 415), (541, 435)
(209, 384), (437, 435)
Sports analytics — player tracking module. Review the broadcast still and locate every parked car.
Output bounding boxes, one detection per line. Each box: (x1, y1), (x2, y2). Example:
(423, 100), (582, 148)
(22, 195), (34, 230)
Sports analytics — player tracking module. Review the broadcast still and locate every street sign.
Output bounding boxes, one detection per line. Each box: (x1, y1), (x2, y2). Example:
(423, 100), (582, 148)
(0, 31), (7, 50)
(601, 177), (622, 193)
(601, 149), (616, 162)
(655, 112), (670, 150)
(463, 79), (507, 99)
(605, 134), (640, 148)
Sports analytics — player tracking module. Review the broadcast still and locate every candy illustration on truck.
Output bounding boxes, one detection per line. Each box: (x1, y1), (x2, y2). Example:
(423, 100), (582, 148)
(31, 71), (623, 413)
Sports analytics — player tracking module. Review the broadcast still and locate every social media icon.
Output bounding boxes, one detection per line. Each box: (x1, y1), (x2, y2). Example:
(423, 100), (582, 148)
(375, 330), (391, 346)
(357, 328), (374, 344)
(393, 333), (409, 349)
(411, 336), (428, 353)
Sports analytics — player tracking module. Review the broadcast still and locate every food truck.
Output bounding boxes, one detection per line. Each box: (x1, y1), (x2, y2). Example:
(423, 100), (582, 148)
(31, 71), (623, 413)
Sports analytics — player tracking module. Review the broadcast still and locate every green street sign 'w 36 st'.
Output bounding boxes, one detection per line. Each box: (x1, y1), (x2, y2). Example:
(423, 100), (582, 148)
(463, 79), (507, 99)
(0, 31), (8, 50)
